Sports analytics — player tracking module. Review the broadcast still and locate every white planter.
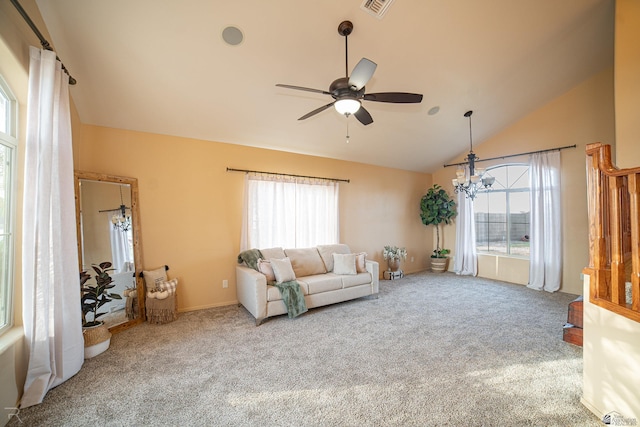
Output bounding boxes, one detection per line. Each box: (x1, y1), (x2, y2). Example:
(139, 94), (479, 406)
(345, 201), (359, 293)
(84, 337), (111, 359)
(82, 322), (112, 359)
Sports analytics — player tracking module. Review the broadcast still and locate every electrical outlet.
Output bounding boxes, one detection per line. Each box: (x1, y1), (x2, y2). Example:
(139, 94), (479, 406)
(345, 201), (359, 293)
(411, 256), (414, 262)
(222, 279), (228, 288)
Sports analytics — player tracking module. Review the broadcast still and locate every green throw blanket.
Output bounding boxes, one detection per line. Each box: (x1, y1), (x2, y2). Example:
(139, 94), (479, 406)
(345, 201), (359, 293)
(274, 280), (307, 318)
(237, 248), (263, 271)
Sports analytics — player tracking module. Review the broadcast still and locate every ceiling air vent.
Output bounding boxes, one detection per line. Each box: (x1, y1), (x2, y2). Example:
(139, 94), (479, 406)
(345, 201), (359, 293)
(360, 0), (395, 19)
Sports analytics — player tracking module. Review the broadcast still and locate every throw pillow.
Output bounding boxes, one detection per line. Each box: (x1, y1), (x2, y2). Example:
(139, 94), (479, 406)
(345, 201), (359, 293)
(333, 253), (357, 275)
(355, 252), (367, 273)
(270, 257), (297, 284)
(157, 278), (178, 295)
(317, 244), (351, 272)
(143, 266), (168, 290)
(257, 259), (276, 284)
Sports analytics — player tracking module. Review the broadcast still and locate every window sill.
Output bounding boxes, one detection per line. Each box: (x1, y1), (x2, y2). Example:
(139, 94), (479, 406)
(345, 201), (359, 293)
(477, 252), (529, 261)
(0, 326), (24, 355)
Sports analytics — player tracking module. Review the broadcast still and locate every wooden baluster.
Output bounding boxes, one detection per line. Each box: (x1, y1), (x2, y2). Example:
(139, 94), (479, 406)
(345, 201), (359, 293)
(593, 158), (610, 300)
(609, 175), (626, 304)
(629, 173), (640, 311)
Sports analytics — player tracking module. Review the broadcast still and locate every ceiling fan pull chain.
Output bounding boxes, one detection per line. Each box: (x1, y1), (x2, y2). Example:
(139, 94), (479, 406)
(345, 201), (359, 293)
(346, 119), (350, 143)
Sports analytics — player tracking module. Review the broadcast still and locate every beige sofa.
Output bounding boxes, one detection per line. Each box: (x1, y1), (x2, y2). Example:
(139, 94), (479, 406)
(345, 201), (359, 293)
(236, 244), (379, 325)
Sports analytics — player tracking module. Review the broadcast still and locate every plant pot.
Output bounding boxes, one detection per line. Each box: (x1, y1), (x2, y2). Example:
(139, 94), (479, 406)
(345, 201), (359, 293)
(431, 257), (448, 273)
(82, 322), (112, 359)
(387, 258), (401, 272)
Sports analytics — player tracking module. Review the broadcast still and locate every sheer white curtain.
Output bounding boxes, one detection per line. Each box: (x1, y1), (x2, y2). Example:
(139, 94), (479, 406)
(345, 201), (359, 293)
(527, 151), (562, 292)
(110, 223), (133, 273)
(21, 47), (83, 408)
(453, 190), (477, 276)
(241, 174), (339, 250)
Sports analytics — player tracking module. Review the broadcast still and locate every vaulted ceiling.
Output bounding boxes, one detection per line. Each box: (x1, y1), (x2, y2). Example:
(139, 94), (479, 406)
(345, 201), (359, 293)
(34, 0), (614, 172)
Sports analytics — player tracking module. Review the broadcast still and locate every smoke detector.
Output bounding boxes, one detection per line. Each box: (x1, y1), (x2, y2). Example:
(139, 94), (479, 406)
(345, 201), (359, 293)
(360, 0), (396, 19)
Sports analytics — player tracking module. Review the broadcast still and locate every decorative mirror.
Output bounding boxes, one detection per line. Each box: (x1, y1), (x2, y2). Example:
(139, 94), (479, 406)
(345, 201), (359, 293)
(74, 171), (145, 333)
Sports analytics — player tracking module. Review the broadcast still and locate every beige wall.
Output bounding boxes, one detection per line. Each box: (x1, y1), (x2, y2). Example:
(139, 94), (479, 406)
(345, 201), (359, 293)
(432, 66), (615, 296)
(581, 0), (640, 422)
(76, 125), (432, 311)
(614, 0), (640, 168)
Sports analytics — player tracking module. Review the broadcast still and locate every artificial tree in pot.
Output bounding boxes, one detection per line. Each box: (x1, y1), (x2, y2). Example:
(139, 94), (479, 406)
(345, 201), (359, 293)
(420, 184), (457, 272)
(80, 261), (122, 358)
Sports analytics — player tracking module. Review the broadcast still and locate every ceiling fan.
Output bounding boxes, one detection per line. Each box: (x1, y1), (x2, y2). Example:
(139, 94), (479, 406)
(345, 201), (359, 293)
(276, 20), (423, 126)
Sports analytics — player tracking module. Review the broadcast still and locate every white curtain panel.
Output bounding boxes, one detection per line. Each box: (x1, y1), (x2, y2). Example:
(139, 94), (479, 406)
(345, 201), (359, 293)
(21, 47), (83, 408)
(110, 221), (133, 273)
(241, 174), (339, 250)
(527, 151), (562, 292)
(453, 190), (478, 276)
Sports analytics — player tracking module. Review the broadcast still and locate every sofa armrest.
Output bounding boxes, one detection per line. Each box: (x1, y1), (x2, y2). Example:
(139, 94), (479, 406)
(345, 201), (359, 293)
(365, 260), (379, 294)
(236, 265), (268, 323)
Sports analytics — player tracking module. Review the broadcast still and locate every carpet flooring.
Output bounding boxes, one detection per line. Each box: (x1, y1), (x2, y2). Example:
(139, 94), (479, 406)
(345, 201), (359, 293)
(10, 271), (601, 426)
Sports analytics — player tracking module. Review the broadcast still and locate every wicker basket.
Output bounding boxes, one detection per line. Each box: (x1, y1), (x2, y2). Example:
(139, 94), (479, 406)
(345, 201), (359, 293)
(82, 323), (112, 347)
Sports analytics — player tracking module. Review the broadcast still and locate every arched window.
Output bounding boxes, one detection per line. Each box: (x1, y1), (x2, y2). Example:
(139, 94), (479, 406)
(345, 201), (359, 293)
(474, 164), (530, 257)
(0, 74), (18, 336)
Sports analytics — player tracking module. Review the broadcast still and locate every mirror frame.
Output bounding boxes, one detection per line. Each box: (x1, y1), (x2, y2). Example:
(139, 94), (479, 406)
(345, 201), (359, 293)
(74, 170), (145, 333)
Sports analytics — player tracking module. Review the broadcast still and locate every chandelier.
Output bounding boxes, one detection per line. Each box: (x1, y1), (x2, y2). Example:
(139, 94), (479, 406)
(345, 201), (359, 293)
(110, 186), (131, 232)
(452, 110), (495, 200)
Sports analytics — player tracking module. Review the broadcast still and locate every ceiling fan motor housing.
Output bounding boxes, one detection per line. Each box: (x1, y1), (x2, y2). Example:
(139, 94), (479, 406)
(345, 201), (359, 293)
(330, 77), (364, 100)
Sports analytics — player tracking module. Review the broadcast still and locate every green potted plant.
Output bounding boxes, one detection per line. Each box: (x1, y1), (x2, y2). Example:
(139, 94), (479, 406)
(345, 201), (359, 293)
(382, 245), (407, 272)
(420, 184), (457, 272)
(80, 261), (122, 358)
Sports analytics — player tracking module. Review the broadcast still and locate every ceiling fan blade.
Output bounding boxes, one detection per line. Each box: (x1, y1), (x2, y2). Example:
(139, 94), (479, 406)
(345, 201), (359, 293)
(363, 92), (423, 103)
(298, 102), (335, 120)
(354, 105), (373, 126)
(348, 58), (377, 91)
(276, 84), (331, 95)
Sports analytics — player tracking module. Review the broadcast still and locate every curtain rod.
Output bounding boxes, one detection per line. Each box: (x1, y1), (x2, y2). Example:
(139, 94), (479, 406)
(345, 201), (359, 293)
(443, 144), (577, 168)
(10, 0), (77, 85)
(226, 168), (350, 183)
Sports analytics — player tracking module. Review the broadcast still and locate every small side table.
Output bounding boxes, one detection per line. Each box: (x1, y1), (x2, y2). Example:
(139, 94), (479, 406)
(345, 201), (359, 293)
(384, 270), (404, 280)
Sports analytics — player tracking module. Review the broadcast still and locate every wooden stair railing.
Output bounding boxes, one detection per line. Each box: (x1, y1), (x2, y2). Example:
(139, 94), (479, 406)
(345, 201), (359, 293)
(584, 143), (640, 322)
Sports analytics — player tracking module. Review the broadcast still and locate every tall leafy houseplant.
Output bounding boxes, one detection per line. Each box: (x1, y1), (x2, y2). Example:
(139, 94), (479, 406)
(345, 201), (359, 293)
(80, 261), (122, 327)
(420, 184), (457, 258)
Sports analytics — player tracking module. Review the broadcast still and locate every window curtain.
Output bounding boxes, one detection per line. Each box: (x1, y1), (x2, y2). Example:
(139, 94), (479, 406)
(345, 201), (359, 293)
(241, 174), (339, 250)
(21, 47), (83, 408)
(453, 190), (477, 276)
(527, 151), (562, 292)
(110, 222), (133, 273)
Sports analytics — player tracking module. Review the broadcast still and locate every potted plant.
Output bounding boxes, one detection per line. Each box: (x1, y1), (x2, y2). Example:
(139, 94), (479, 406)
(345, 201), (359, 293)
(420, 184), (457, 272)
(80, 261), (122, 358)
(383, 245), (407, 272)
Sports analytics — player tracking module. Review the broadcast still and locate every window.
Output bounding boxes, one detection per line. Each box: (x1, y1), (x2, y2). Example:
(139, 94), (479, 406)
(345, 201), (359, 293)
(0, 75), (17, 336)
(474, 164), (530, 257)
(243, 175), (339, 249)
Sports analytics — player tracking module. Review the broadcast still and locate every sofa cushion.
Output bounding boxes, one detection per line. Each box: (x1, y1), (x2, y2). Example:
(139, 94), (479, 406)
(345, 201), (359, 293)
(260, 247), (286, 260)
(341, 272), (372, 289)
(267, 281), (309, 301)
(333, 253), (357, 275)
(317, 244), (351, 272)
(298, 274), (343, 294)
(270, 257), (296, 284)
(284, 248), (326, 277)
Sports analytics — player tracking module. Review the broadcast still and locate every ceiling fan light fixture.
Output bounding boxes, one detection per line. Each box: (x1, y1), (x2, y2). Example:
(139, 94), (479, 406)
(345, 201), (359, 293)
(334, 98), (361, 115)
